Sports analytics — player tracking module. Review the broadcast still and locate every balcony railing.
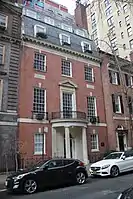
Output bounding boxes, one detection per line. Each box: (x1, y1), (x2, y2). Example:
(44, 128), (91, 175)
(88, 116), (100, 124)
(51, 111), (87, 120)
(32, 111), (48, 120)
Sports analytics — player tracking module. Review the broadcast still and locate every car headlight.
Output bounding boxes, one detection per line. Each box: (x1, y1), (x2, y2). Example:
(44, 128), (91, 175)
(13, 174), (26, 181)
(102, 164), (110, 169)
(117, 193), (122, 199)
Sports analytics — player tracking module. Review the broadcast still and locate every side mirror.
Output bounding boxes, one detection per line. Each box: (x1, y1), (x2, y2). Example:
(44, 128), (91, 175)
(122, 156), (126, 160)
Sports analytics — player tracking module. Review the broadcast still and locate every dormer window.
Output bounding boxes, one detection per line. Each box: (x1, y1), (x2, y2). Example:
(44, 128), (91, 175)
(34, 25), (47, 39)
(59, 34), (71, 46)
(61, 23), (72, 32)
(81, 41), (92, 53)
(44, 16), (54, 26)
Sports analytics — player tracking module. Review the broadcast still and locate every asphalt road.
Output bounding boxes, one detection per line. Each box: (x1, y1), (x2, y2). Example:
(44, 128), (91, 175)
(1, 172), (133, 199)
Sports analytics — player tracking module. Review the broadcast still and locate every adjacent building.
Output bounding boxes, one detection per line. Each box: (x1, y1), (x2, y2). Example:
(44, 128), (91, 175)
(86, 0), (133, 59)
(0, 0), (22, 170)
(18, 0), (108, 166)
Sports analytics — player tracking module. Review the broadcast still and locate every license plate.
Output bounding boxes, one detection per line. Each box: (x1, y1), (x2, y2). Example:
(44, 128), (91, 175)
(92, 171), (97, 175)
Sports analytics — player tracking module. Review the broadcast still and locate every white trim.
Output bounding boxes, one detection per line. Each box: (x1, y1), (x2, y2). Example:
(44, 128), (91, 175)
(112, 72), (118, 85)
(34, 133), (46, 155)
(94, 97), (97, 117)
(61, 60), (72, 77)
(17, 118), (49, 124)
(59, 33), (71, 46)
(52, 122), (87, 128)
(0, 121), (17, 126)
(34, 25), (46, 37)
(86, 84), (94, 89)
(7, 110), (17, 113)
(113, 116), (129, 120)
(88, 123), (107, 127)
(75, 29), (85, 37)
(26, 9), (37, 19)
(115, 96), (122, 114)
(23, 42), (100, 67)
(81, 41), (92, 53)
(0, 111), (17, 115)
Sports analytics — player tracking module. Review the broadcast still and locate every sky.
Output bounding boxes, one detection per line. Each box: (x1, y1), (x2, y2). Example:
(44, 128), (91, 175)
(54, 0), (76, 14)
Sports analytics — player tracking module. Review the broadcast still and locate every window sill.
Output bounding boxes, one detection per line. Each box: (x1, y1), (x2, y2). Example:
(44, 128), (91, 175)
(112, 83), (119, 86)
(85, 80), (94, 83)
(115, 112), (122, 114)
(34, 68), (47, 73)
(62, 74), (72, 78)
(34, 152), (46, 155)
(91, 149), (99, 152)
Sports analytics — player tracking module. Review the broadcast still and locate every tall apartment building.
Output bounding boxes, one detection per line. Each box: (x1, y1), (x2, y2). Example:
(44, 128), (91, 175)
(18, 0), (108, 166)
(86, 0), (133, 59)
(0, 0), (22, 171)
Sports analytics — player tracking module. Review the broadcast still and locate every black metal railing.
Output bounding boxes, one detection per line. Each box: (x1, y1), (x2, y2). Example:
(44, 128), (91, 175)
(51, 111), (87, 120)
(88, 116), (100, 124)
(32, 111), (48, 120)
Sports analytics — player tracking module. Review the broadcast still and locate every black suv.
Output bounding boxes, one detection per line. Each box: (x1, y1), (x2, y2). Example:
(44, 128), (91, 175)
(5, 158), (88, 194)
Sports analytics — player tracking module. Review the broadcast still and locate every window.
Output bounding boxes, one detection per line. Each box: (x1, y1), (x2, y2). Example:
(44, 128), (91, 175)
(94, 38), (98, 46)
(127, 27), (132, 37)
(91, 133), (99, 151)
(129, 39), (133, 49)
(0, 45), (4, 65)
(61, 24), (72, 32)
(59, 34), (70, 45)
(84, 65), (94, 82)
(105, 6), (112, 17)
(107, 16), (114, 27)
(33, 88), (45, 113)
(34, 25), (46, 37)
(119, 21), (122, 27)
(26, 9), (37, 19)
(91, 13), (96, 29)
(0, 13), (7, 28)
(62, 92), (73, 118)
(44, 16), (54, 25)
(123, 44), (126, 50)
(34, 52), (46, 71)
(125, 16), (130, 26)
(87, 96), (97, 117)
(121, 32), (124, 39)
(75, 29), (85, 37)
(109, 26), (115, 36)
(104, 0), (110, 7)
(81, 41), (92, 53)
(123, 4), (128, 13)
(91, 29), (97, 40)
(109, 71), (120, 85)
(117, 10), (120, 16)
(110, 37), (117, 50)
(112, 94), (124, 114)
(34, 133), (45, 155)
(61, 59), (72, 77)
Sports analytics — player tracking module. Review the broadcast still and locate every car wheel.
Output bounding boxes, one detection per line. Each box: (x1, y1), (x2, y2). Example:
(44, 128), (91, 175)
(23, 179), (38, 194)
(76, 172), (86, 185)
(110, 166), (119, 177)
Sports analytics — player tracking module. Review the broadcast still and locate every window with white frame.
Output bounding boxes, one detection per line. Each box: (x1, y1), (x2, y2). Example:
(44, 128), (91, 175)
(107, 16), (114, 27)
(91, 13), (96, 29)
(91, 133), (99, 151)
(33, 88), (45, 113)
(104, 0), (110, 7)
(61, 59), (72, 77)
(125, 15), (130, 26)
(110, 37), (117, 50)
(129, 39), (133, 49)
(115, 95), (121, 113)
(121, 32), (124, 39)
(87, 96), (96, 117)
(44, 16), (54, 25)
(34, 25), (46, 37)
(62, 92), (73, 118)
(26, 9), (37, 19)
(75, 29), (85, 37)
(81, 41), (92, 53)
(0, 45), (4, 65)
(123, 4), (128, 13)
(112, 94), (124, 113)
(112, 71), (118, 84)
(127, 27), (132, 37)
(34, 133), (45, 155)
(59, 34), (70, 45)
(119, 21), (122, 27)
(61, 23), (72, 32)
(84, 65), (94, 82)
(105, 6), (112, 17)
(34, 52), (46, 71)
(0, 13), (7, 28)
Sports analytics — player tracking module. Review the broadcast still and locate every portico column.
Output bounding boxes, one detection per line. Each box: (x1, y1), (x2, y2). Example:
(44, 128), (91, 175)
(82, 127), (88, 164)
(52, 127), (57, 157)
(65, 127), (70, 158)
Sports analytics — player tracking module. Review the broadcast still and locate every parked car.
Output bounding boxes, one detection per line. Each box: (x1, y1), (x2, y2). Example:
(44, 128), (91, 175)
(90, 151), (133, 177)
(117, 186), (133, 198)
(5, 158), (88, 194)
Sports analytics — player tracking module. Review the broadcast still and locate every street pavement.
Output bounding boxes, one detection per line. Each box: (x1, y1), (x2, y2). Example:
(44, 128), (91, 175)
(1, 172), (133, 199)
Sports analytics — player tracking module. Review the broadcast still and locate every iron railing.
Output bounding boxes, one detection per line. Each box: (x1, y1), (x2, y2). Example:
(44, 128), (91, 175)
(32, 111), (48, 120)
(51, 111), (87, 120)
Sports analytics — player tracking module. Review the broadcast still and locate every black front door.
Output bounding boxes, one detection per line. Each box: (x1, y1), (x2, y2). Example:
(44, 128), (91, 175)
(118, 135), (124, 151)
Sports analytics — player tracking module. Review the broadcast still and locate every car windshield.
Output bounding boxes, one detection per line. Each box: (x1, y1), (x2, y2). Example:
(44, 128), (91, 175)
(104, 152), (122, 160)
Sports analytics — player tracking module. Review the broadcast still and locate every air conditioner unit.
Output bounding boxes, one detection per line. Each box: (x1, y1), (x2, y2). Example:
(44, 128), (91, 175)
(36, 113), (44, 120)
(36, 32), (48, 39)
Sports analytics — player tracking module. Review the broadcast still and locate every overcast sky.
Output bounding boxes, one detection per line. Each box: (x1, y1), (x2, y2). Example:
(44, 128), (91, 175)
(55, 0), (76, 14)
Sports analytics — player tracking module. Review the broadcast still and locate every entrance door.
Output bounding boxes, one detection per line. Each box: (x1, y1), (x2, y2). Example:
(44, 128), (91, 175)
(118, 134), (124, 151)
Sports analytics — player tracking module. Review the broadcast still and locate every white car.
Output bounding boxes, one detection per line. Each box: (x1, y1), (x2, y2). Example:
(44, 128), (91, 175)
(89, 151), (133, 177)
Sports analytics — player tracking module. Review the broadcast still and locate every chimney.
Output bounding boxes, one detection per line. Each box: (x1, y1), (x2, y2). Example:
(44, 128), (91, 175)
(74, 2), (88, 30)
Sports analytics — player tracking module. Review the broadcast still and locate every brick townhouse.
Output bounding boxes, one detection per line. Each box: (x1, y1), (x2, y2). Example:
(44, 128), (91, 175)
(18, 0), (108, 165)
(0, 0), (22, 170)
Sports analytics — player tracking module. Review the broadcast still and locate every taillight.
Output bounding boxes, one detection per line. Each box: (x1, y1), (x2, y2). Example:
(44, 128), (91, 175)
(79, 161), (84, 167)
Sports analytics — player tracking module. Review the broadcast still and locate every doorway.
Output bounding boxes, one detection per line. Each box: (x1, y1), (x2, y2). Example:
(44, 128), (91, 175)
(118, 134), (124, 151)
(63, 133), (75, 158)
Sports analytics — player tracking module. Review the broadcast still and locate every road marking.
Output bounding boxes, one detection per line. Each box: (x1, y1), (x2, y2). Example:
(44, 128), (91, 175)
(0, 189), (6, 192)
